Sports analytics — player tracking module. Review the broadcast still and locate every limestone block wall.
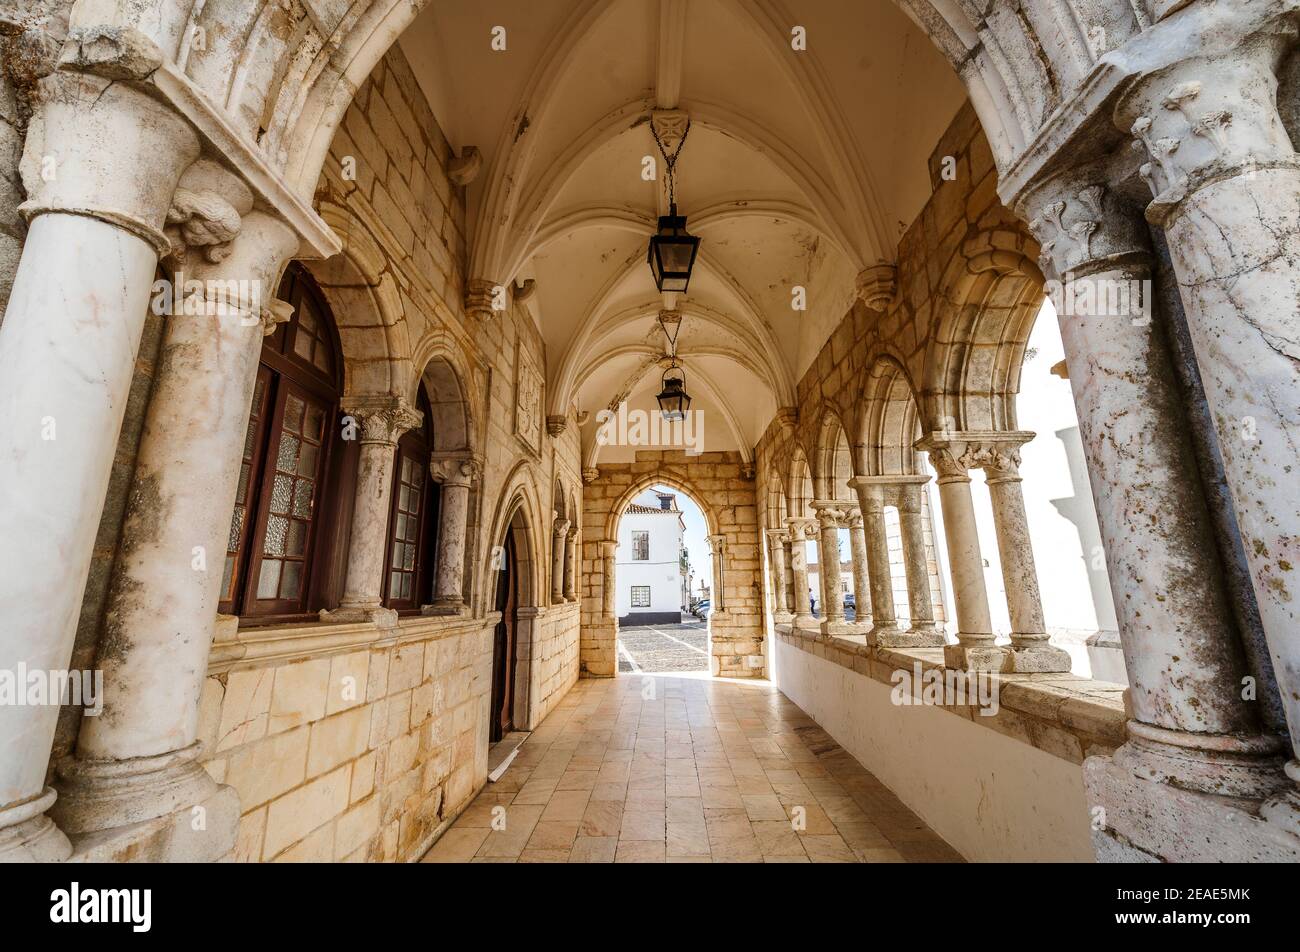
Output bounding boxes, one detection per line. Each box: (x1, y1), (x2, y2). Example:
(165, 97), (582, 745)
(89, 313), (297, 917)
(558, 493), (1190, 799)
(199, 616), (493, 862)
(580, 451), (764, 679)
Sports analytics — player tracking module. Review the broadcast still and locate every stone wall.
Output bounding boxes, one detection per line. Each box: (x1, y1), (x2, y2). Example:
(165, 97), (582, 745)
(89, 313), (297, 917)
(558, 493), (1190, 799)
(580, 450), (764, 679)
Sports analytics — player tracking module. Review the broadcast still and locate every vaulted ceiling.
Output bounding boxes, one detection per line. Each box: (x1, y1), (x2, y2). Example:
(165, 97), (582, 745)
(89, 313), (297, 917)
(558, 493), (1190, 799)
(399, 0), (966, 464)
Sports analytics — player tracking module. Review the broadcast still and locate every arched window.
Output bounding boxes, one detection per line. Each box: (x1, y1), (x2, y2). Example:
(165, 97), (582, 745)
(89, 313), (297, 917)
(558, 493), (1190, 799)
(383, 386), (441, 612)
(221, 265), (345, 620)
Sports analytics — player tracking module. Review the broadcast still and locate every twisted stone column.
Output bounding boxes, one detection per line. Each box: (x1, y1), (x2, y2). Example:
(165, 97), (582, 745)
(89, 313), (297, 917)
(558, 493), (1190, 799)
(427, 457), (479, 612)
(322, 398), (423, 625)
(893, 478), (945, 647)
(966, 437), (1070, 672)
(563, 524), (579, 602)
(1021, 159), (1278, 799)
(0, 72), (199, 861)
(1120, 37), (1300, 826)
(766, 529), (793, 624)
(846, 509), (873, 632)
(912, 444), (1001, 669)
(785, 518), (816, 630)
(550, 518), (570, 606)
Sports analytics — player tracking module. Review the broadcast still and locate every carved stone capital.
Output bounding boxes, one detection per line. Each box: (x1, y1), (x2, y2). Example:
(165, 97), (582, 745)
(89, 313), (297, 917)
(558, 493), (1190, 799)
(546, 414), (567, 436)
(582, 467), (600, 484)
(961, 442), (1023, 482)
(855, 264), (897, 311)
(917, 432), (1031, 483)
(260, 298), (295, 338)
(465, 278), (501, 321)
(1116, 35), (1298, 225)
(811, 499), (849, 529)
(766, 529), (790, 544)
(552, 518), (571, 538)
(783, 517), (818, 541)
(342, 396), (424, 445)
(448, 146), (482, 187)
(430, 455), (481, 487)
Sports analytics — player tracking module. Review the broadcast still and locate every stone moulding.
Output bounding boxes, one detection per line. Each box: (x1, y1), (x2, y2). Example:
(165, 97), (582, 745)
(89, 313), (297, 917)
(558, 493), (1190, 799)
(774, 626), (1127, 764)
(206, 613), (494, 676)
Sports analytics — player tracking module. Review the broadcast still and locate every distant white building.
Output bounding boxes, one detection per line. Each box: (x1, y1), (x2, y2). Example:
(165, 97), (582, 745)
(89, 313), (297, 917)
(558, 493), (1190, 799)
(617, 491), (687, 625)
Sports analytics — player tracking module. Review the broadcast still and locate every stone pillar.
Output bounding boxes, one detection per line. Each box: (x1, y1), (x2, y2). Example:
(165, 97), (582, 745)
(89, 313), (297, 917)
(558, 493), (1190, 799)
(969, 438), (1071, 672)
(846, 478), (901, 646)
(600, 540), (617, 618)
(846, 509), (873, 631)
(782, 536), (796, 615)
(550, 518), (570, 606)
(426, 457), (479, 613)
(1020, 161), (1278, 800)
(1120, 37), (1300, 826)
(812, 500), (852, 636)
(0, 71), (199, 861)
(563, 524), (579, 602)
(322, 398), (423, 626)
(766, 529), (793, 624)
(912, 445), (1002, 669)
(52, 195), (300, 844)
(893, 478), (946, 647)
(707, 534), (726, 614)
(785, 518), (816, 630)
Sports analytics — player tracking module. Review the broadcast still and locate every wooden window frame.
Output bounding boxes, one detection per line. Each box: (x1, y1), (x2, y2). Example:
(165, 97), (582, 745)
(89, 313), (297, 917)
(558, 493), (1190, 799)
(632, 530), (649, 561)
(382, 397), (440, 613)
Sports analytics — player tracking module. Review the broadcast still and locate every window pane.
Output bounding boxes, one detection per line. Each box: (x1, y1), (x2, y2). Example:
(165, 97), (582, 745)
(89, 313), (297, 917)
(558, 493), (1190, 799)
(402, 542), (415, 570)
(280, 561), (302, 599)
(396, 512), (408, 541)
(264, 515), (288, 556)
(292, 479), (313, 518)
(303, 404), (325, 441)
(270, 474), (292, 514)
(287, 520), (307, 556)
(257, 559), (282, 599)
(284, 394), (304, 434)
(236, 463), (250, 504)
(400, 573), (412, 599)
(229, 505), (245, 551)
(222, 556), (234, 596)
(390, 570), (402, 595)
(297, 442), (318, 477)
(293, 329), (314, 362)
(276, 434), (300, 473)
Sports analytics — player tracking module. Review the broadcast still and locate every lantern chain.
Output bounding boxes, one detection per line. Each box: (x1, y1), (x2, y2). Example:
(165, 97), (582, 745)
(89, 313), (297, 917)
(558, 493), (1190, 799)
(651, 119), (692, 209)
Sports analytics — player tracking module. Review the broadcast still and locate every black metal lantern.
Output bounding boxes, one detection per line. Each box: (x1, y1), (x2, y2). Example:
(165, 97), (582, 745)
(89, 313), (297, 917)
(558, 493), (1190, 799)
(648, 203), (700, 294)
(656, 364), (691, 422)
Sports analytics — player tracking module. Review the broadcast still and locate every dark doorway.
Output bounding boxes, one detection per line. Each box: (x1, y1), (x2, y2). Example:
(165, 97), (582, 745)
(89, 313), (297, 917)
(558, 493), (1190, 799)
(490, 532), (519, 743)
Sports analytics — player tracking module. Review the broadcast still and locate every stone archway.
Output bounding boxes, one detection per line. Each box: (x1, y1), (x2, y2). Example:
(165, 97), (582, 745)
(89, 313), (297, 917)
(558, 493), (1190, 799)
(580, 452), (763, 679)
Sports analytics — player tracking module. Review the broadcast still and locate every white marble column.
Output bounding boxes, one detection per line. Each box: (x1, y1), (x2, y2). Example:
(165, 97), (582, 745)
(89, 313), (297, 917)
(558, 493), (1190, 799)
(550, 518), (570, 606)
(1021, 162), (1276, 797)
(53, 196), (301, 841)
(895, 480), (944, 645)
(322, 398), (423, 626)
(912, 445), (1002, 670)
(600, 540), (617, 618)
(707, 534), (726, 614)
(847, 478), (902, 647)
(846, 509), (873, 632)
(970, 439), (1071, 672)
(563, 524), (579, 602)
(0, 72), (199, 861)
(1120, 39), (1300, 824)
(812, 500), (852, 636)
(785, 518), (816, 630)
(426, 457), (479, 613)
(766, 529), (792, 625)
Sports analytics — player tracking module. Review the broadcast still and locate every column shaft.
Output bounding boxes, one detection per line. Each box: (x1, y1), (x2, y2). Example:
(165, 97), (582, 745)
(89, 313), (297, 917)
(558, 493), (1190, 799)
(896, 484), (946, 646)
(429, 459), (477, 611)
(786, 520), (815, 628)
(848, 517), (872, 627)
(551, 519), (569, 605)
(563, 529), (578, 601)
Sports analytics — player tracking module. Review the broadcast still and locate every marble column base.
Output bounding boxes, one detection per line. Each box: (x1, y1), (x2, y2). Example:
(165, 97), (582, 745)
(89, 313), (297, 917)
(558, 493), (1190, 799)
(51, 742), (229, 835)
(1260, 765), (1300, 838)
(819, 619), (859, 638)
(1085, 744), (1298, 863)
(1114, 721), (1287, 799)
(879, 626), (946, 649)
(943, 641), (1010, 671)
(422, 599), (464, 616)
(1007, 638), (1072, 673)
(69, 782), (239, 863)
(0, 788), (72, 862)
(320, 604), (398, 628)
(772, 611), (794, 626)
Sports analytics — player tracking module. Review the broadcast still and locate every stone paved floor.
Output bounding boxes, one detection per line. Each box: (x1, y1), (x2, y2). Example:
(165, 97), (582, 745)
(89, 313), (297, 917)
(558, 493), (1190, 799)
(617, 619), (709, 673)
(422, 675), (963, 863)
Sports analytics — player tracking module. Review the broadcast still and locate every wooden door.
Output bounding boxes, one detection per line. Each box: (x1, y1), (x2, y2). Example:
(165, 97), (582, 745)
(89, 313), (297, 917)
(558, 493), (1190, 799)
(490, 533), (519, 743)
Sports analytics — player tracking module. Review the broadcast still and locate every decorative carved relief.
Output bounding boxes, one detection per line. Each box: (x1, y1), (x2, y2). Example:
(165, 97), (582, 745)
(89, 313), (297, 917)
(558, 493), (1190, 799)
(164, 188), (242, 264)
(514, 342), (543, 455)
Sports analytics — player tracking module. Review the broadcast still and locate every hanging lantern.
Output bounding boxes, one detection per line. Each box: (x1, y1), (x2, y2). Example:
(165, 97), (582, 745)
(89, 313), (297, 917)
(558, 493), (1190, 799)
(656, 364), (692, 422)
(647, 203), (700, 294)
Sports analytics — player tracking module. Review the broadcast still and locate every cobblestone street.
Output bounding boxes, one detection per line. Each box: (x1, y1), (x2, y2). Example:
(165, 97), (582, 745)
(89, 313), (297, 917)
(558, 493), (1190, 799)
(618, 619), (709, 674)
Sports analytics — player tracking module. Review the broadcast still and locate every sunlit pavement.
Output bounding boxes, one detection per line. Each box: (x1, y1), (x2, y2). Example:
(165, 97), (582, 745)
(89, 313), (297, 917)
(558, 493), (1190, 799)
(618, 618), (709, 673)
